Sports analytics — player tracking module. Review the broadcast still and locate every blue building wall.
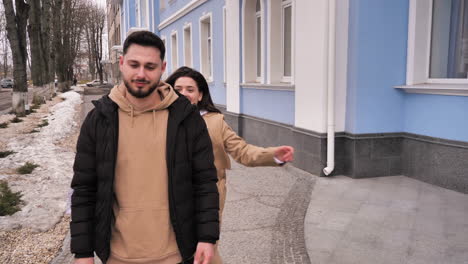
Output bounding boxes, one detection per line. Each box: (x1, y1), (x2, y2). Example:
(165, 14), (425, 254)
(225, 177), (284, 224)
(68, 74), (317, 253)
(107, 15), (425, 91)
(241, 88), (295, 125)
(129, 0), (137, 27)
(160, 0), (193, 22)
(159, 0), (226, 105)
(404, 94), (468, 142)
(149, 0), (160, 35)
(346, 0), (468, 142)
(346, 0), (408, 134)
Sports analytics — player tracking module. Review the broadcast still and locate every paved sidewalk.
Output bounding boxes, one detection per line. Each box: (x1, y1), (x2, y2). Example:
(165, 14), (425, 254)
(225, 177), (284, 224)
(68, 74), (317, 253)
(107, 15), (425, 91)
(304, 175), (468, 264)
(219, 162), (314, 264)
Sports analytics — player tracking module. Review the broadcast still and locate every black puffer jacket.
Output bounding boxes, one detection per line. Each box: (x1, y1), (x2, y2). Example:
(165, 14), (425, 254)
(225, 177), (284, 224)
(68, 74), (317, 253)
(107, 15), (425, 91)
(70, 94), (219, 263)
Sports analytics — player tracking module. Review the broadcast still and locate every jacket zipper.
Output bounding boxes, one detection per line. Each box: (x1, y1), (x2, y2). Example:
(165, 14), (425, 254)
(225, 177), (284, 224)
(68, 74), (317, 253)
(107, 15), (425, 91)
(107, 111), (119, 259)
(168, 119), (189, 262)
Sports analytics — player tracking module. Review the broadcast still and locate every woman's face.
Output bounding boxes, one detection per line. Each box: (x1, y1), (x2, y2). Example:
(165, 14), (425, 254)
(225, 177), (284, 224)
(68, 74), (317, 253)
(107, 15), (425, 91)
(173, 76), (203, 105)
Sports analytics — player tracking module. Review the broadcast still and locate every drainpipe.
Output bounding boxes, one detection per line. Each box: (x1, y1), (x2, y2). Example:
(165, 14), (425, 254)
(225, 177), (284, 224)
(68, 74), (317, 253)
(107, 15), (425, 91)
(323, 0), (336, 176)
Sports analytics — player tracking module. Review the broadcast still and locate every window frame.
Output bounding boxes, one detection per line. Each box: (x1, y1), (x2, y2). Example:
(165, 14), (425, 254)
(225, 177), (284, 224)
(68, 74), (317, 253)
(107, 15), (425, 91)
(223, 6), (227, 83)
(255, 4), (262, 82)
(242, 0), (264, 84)
(171, 31), (179, 73)
(136, 0), (150, 29)
(281, 0), (293, 83)
(161, 35), (168, 79)
(407, 0), (468, 84)
(403, 0), (468, 94)
(183, 23), (193, 67)
(199, 12), (213, 82)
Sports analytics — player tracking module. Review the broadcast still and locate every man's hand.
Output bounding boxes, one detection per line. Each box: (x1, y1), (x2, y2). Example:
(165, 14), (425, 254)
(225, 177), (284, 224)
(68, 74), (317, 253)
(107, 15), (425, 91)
(73, 257), (94, 264)
(194, 242), (214, 264)
(274, 146), (294, 162)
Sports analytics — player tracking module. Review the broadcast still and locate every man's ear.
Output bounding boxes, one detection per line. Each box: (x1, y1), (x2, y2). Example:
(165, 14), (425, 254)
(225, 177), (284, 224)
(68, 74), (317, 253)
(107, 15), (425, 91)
(119, 55), (124, 68)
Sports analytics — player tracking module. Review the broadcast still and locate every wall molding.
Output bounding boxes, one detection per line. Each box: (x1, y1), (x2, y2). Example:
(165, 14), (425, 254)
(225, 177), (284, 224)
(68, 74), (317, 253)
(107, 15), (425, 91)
(158, 0), (209, 30)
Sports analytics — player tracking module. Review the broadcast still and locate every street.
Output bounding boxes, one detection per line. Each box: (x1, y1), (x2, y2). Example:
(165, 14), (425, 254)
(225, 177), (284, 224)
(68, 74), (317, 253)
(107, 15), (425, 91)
(0, 90), (11, 113)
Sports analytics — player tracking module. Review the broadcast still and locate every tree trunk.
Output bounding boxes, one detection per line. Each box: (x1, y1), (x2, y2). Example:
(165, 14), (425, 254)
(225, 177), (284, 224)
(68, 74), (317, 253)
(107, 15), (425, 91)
(3, 0), (30, 115)
(2, 38), (8, 78)
(40, 0), (53, 98)
(28, 0), (44, 86)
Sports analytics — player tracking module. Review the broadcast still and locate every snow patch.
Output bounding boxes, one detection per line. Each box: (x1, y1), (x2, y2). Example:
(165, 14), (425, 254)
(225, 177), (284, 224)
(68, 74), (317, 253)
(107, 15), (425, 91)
(0, 91), (82, 232)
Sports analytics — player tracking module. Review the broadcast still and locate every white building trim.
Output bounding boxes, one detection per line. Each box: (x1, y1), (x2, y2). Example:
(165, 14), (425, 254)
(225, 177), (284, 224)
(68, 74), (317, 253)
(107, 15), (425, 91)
(159, 0), (209, 30)
(294, 0), (329, 132)
(226, 0), (241, 113)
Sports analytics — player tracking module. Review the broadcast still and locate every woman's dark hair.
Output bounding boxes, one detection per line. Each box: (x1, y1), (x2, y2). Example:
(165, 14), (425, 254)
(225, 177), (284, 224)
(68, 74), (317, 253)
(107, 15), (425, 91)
(123, 31), (165, 61)
(165, 66), (221, 113)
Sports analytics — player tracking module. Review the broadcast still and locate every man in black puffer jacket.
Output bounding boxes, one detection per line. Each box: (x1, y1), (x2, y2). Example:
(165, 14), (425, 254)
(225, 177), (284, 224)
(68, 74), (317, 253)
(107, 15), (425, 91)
(70, 31), (219, 264)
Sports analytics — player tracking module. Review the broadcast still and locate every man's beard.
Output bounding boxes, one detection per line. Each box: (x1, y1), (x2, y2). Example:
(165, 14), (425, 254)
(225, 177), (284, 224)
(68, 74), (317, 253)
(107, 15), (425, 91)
(124, 79), (159, 98)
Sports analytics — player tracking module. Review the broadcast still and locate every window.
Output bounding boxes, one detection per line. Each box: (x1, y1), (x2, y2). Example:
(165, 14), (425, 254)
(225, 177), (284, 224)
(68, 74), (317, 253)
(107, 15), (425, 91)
(406, 0), (468, 87)
(242, 0), (263, 83)
(184, 24), (193, 67)
(223, 6), (227, 82)
(256, 1), (261, 81)
(160, 0), (165, 11)
(136, 0), (149, 29)
(161, 36), (168, 79)
(282, 0), (292, 81)
(200, 14), (213, 80)
(267, 0), (294, 84)
(430, 0), (468, 79)
(171, 32), (178, 72)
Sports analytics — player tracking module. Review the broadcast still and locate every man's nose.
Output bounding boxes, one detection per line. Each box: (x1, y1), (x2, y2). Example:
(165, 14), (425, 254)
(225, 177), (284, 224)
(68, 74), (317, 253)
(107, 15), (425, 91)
(136, 66), (145, 78)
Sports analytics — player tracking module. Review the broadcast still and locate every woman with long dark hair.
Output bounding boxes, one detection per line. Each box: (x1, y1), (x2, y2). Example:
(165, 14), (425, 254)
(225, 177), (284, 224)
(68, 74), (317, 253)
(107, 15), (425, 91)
(166, 67), (294, 263)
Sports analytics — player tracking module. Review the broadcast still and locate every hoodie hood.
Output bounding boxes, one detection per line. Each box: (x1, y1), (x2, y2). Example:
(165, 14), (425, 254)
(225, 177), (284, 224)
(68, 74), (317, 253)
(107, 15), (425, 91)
(108, 82), (178, 128)
(109, 82), (178, 115)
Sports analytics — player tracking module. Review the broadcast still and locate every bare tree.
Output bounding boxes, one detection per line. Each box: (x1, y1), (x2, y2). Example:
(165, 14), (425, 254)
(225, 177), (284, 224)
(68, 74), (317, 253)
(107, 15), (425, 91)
(84, 2), (105, 83)
(2, 0), (30, 115)
(27, 0), (52, 88)
(0, 4), (11, 79)
(52, 0), (86, 92)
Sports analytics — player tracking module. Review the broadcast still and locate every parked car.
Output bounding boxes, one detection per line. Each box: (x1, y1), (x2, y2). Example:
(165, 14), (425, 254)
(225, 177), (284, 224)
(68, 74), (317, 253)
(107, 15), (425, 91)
(0, 78), (14, 88)
(86, 79), (107, 87)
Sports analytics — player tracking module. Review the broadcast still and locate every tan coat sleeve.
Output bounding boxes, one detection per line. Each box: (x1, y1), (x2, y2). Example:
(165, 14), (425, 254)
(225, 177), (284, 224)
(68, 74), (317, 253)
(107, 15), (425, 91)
(222, 120), (279, 167)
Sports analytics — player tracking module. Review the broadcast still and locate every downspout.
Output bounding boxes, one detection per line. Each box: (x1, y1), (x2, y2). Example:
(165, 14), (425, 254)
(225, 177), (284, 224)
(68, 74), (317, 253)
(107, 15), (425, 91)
(323, 0), (336, 176)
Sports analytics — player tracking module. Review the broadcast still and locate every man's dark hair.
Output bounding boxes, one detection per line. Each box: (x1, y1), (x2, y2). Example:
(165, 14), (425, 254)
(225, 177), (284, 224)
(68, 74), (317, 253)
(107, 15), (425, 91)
(123, 31), (166, 61)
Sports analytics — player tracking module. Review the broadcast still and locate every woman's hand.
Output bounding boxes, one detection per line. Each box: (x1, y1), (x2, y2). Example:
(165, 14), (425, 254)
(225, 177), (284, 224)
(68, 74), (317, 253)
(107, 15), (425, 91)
(274, 146), (294, 162)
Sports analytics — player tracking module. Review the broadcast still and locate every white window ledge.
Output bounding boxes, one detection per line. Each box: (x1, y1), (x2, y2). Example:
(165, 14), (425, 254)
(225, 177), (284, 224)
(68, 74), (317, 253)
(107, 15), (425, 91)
(126, 27), (149, 37)
(241, 83), (295, 91)
(394, 83), (468, 97)
(111, 45), (122, 51)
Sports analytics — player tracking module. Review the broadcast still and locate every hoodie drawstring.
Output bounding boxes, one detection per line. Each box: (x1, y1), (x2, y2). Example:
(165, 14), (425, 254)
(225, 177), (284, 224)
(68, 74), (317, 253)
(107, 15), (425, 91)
(152, 110), (156, 131)
(130, 105), (134, 128)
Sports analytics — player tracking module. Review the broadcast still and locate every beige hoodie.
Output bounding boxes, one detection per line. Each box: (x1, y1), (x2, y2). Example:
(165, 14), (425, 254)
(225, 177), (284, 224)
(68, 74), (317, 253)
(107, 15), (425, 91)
(107, 83), (182, 264)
